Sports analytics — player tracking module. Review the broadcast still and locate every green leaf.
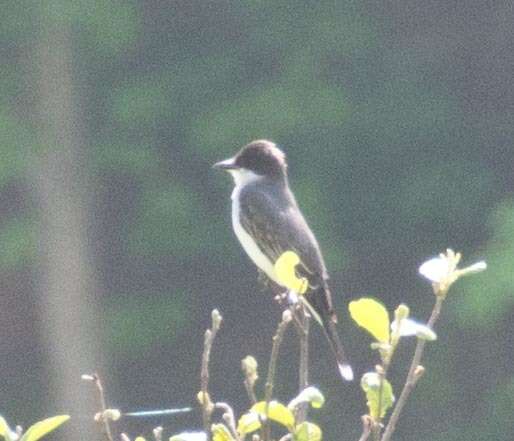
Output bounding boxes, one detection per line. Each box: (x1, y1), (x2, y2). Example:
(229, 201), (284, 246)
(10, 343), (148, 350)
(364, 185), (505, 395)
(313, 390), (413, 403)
(134, 437), (146, 441)
(349, 298), (390, 343)
(288, 386), (325, 410)
(251, 401), (295, 430)
(0, 415), (13, 441)
(20, 415), (70, 441)
(361, 373), (395, 419)
(237, 411), (261, 435)
(211, 424), (234, 441)
(294, 422), (322, 441)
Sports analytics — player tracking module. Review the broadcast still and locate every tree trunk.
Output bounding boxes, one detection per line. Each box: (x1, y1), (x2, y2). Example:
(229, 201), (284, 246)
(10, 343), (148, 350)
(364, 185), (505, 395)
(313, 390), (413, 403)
(31, 18), (103, 441)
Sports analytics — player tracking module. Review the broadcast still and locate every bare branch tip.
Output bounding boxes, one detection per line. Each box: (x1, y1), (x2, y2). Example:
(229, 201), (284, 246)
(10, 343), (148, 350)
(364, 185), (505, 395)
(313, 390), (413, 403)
(414, 365), (426, 377)
(211, 309), (223, 329)
(153, 426), (163, 441)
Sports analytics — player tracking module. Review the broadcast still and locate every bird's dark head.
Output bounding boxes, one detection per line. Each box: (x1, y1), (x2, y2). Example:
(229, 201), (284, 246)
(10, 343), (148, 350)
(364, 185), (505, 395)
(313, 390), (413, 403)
(213, 140), (287, 182)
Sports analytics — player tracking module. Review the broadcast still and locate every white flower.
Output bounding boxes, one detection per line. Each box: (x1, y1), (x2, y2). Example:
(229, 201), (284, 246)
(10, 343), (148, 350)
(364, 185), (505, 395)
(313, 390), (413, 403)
(391, 318), (437, 341)
(418, 257), (453, 283)
(169, 432), (207, 441)
(459, 260), (487, 275)
(418, 249), (486, 295)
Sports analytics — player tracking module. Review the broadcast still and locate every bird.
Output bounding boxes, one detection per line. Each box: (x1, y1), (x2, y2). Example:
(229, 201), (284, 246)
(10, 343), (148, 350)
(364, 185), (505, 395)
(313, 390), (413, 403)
(213, 139), (353, 381)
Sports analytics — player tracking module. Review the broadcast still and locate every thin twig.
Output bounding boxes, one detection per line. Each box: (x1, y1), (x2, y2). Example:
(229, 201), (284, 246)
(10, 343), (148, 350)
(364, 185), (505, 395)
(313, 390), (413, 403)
(244, 378), (258, 405)
(265, 310), (292, 403)
(91, 373), (115, 441)
(380, 296), (444, 441)
(372, 365), (387, 441)
(298, 308), (310, 392)
(242, 356), (259, 405)
(200, 310), (223, 441)
(358, 415), (373, 441)
(263, 310), (292, 441)
(153, 426), (163, 441)
(294, 305), (310, 424)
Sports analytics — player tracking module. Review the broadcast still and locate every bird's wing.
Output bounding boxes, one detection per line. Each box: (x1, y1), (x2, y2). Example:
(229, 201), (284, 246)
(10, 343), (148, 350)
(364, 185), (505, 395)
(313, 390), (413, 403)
(238, 184), (327, 284)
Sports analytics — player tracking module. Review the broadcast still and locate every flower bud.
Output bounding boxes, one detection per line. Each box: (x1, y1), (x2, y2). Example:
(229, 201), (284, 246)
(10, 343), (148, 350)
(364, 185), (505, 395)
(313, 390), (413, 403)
(211, 309), (223, 329)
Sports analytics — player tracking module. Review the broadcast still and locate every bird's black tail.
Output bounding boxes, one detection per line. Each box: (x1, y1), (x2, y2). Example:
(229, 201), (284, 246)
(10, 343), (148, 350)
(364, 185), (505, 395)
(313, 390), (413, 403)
(306, 284), (354, 381)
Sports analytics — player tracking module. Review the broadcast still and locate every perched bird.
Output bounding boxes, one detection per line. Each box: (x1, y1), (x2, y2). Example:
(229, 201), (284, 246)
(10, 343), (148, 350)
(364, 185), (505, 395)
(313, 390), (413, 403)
(213, 140), (353, 381)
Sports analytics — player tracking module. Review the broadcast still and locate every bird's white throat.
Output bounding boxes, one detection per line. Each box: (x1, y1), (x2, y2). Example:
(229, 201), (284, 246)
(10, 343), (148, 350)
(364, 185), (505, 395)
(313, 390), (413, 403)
(228, 168), (262, 190)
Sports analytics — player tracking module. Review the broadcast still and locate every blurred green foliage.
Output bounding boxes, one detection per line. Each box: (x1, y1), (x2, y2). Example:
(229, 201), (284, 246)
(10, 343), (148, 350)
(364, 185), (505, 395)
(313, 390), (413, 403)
(0, 217), (36, 269)
(0, 1), (513, 441)
(105, 293), (187, 356)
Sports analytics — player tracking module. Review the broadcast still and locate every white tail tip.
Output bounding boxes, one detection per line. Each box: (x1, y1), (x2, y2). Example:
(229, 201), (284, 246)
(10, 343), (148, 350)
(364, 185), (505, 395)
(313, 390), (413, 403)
(339, 363), (354, 381)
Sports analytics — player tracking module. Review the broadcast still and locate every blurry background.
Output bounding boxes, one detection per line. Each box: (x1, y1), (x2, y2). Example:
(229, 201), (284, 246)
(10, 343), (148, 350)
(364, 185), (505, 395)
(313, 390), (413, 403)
(1, 1), (513, 440)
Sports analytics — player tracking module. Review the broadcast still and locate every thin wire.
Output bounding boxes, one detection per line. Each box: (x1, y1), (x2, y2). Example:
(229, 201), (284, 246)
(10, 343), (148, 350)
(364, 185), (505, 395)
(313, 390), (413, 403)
(124, 407), (193, 418)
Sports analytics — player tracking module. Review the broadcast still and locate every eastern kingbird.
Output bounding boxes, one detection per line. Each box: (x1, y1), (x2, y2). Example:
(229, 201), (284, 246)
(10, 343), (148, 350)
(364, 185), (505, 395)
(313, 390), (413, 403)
(213, 140), (353, 381)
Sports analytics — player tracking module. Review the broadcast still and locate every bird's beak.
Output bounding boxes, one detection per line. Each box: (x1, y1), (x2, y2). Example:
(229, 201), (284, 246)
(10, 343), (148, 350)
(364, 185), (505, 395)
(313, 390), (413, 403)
(212, 157), (239, 171)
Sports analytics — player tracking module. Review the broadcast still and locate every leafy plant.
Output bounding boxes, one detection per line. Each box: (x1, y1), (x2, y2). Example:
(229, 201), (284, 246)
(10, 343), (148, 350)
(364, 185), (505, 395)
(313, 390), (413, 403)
(0, 415), (69, 441)
(84, 249), (486, 441)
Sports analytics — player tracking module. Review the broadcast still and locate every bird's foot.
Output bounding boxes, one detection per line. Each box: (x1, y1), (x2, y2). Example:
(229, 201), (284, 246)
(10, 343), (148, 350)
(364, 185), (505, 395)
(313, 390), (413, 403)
(273, 291), (289, 305)
(274, 289), (301, 307)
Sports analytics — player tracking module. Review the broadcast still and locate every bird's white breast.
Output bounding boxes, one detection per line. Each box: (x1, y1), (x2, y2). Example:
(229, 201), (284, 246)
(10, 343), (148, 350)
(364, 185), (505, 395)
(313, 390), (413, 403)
(229, 169), (279, 284)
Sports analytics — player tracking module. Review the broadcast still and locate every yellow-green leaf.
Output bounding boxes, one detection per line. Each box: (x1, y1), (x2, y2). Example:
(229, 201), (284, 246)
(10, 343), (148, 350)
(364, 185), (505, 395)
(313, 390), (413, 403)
(349, 298), (390, 343)
(251, 401), (295, 430)
(274, 251), (308, 294)
(361, 373), (395, 419)
(237, 412), (261, 435)
(212, 424), (234, 441)
(134, 437), (146, 441)
(294, 422), (322, 441)
(288, 387), (325, 410)
(0, 416), (13, 441)
(20, 415), (70, 441)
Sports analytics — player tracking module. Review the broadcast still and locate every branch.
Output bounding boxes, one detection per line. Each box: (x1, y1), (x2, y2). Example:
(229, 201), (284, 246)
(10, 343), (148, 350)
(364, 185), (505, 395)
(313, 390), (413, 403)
(372, 365), (387, 441)
(153, 426), (163, 441)
(380, 296), (443, 441)
(293, 305), (310, 424)
(200, 309), (223, 441)
(242, 356), (259, 405)
(83, 373), (115, 441)
(265, 310), (293, 403)
(298, 308), (310, 392)
(358, 415), (373, 441)
(263, 310), (292, 441)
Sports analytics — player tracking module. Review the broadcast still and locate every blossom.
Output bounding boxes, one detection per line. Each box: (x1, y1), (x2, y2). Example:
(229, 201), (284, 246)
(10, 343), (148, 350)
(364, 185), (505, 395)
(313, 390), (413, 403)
(390, 317), (437, 341)
(419, 249), (486, 296)
(169, 432), (207, 441)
